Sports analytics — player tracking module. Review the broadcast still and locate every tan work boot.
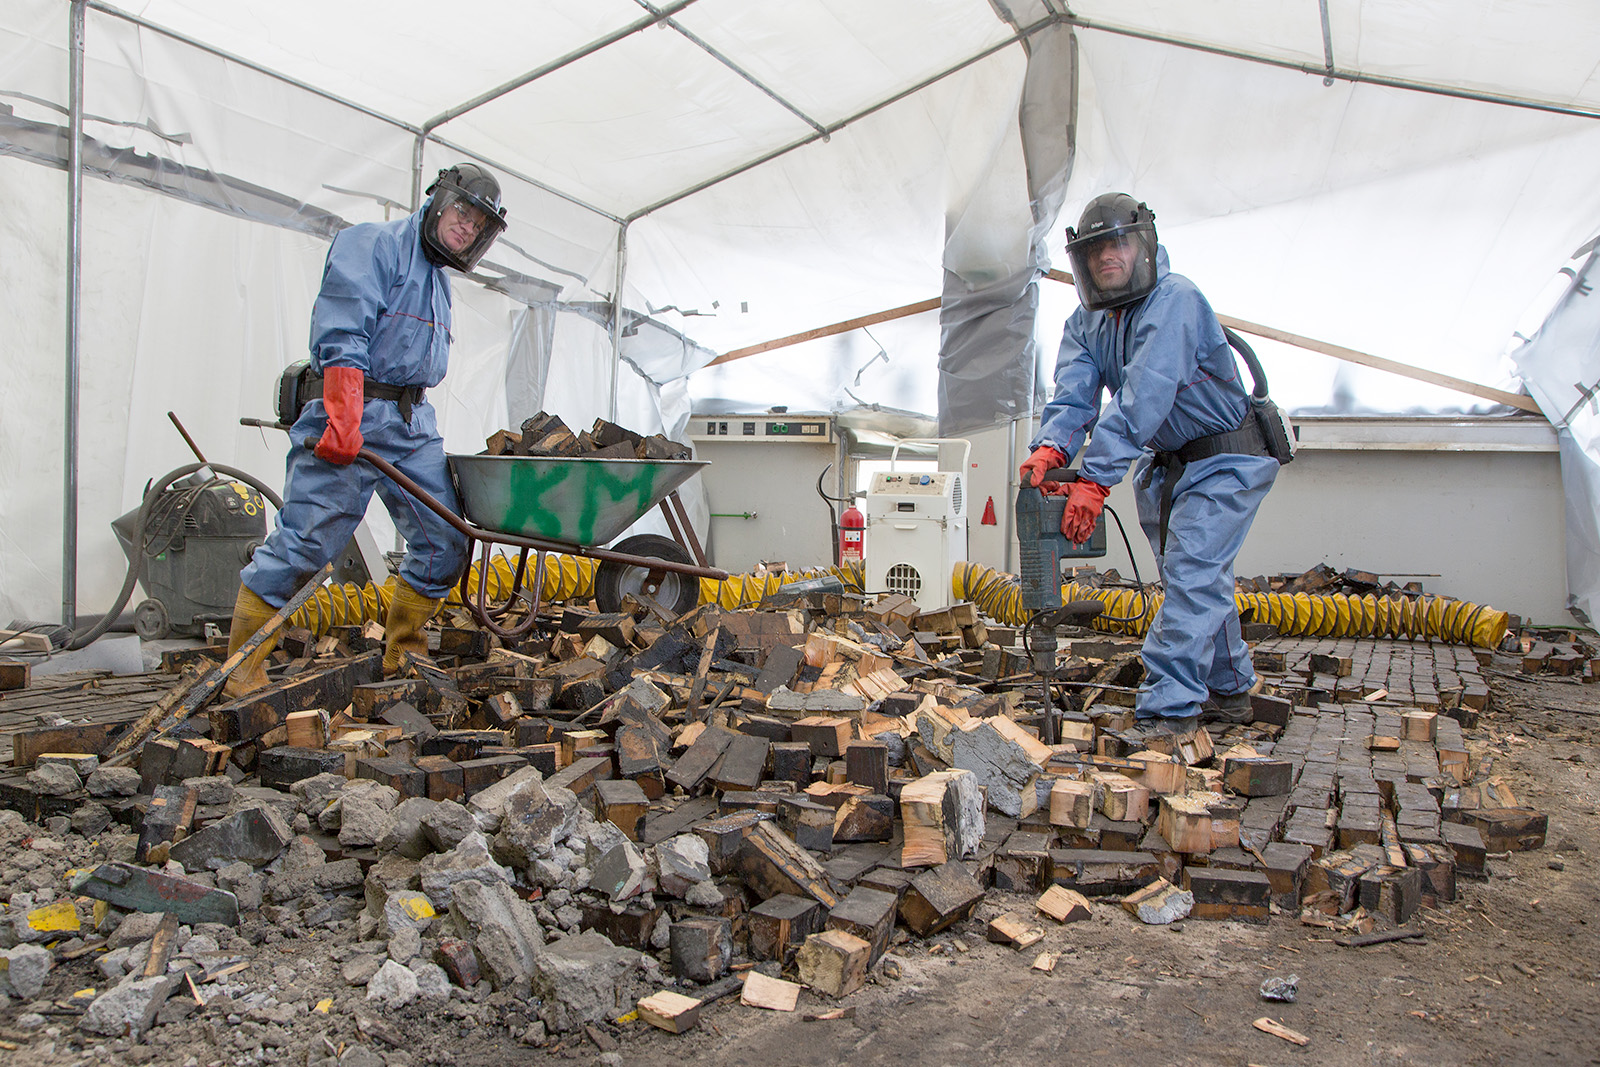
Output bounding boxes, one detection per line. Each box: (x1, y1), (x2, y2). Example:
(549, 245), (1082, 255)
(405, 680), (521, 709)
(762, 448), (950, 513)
(382, 579), (442, 674)
(223, 584), (281, 699)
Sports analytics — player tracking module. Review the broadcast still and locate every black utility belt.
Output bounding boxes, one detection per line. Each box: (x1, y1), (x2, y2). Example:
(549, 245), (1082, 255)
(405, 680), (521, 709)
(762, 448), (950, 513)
(304, 374), (426, 421)
(1142, 415), (1272, 554)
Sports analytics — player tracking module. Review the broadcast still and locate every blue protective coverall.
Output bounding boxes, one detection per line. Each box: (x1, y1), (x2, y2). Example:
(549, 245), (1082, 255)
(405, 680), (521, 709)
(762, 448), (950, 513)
(241, 207), (470, 605)
(1031, 247), (1278, 720)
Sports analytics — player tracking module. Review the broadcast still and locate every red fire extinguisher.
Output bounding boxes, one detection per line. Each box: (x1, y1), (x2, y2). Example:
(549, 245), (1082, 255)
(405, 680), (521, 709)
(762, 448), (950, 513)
(840, 501), (865, 564)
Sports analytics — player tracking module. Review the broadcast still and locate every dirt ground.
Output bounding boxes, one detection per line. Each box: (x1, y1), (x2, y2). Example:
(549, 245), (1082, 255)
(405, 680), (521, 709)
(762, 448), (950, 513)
(4, 650), (1598, 1067)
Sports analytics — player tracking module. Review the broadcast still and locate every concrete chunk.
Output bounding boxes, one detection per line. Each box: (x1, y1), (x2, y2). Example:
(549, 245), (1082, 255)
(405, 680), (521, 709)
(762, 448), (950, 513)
(655, 834), (712, 899)
(168, 807), (292, 870)
(448, 880), (545, 995)
(591, 840), (647, 902)
(494, 781), (580, 867)
(365, 959), (419, 1007)
(2, 944), (53, 999)
(81, 974), (180, 1039)
(419, 831), (512, 909)
(528, 931), (652, 1034)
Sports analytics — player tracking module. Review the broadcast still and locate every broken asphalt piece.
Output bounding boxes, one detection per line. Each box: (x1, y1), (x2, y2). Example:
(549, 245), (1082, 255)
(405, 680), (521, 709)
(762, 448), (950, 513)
(1259, 974), (1299, 1002)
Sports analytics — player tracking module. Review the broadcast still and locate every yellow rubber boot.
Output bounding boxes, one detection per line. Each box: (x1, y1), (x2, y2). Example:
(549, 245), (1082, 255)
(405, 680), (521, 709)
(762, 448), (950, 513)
(383, 579), (442, 674)
(223, 584), (281, 700)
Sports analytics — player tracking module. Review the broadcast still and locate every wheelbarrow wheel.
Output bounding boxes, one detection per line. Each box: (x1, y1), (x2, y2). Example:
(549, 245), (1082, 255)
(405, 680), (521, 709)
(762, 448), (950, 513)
(594, 535), (700, 617)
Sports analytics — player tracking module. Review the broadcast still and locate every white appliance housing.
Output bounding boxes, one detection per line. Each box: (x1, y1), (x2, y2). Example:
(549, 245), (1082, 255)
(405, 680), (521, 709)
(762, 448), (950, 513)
(864, 439), (969, 611)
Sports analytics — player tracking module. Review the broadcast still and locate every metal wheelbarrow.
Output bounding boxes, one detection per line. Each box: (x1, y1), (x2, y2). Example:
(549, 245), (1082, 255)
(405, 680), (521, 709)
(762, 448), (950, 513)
(243, 420), (727, 638)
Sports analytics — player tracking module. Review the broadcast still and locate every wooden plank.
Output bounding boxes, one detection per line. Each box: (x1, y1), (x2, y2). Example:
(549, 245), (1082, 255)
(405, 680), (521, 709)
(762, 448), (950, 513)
(706, 298), (941, 368)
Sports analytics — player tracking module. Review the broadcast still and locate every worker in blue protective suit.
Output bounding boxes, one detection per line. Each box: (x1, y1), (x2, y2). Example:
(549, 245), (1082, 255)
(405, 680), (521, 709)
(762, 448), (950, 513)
(222, 163), (509, 696)
(1019, 193), (1279, 736)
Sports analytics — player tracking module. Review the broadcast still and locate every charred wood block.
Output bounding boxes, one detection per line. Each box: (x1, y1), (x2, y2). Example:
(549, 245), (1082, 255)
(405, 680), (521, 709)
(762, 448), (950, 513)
(615, 719), (673, 779)
(420, 730), (507, 762)
(457, 755), (533, 797)
(668, 724), (737, 792)
(1261, 841), (1313, 909)
(694, 811), (769, 876)
(544, 755), (611, 801)
(1047, 849), (1162, 897)
(669, 917), (732, 983)
(739, 821), (839, 907)
(578, 899), (663, 950)
(790, 716), (853, 759)
(712, 734), (771, 793)
(379, 700), (437, 740)
(844, 741), (889, 795)
(826, 886), (897, 965)
(478, 693), (523, 731)
(435, 938), (481, 986)
(795, 929), (871, 998)
(414, 755), (465, 803)
(736, 714), (793, 743)
(438, 627), (491, 659)
(138, 738), (181, 794)
(1183, 868), (1271, 923)
(748, 892), (823, 964)
(769, 742), (814, 787)
(1442, 822), (1486, 877)
(779, 796), (836, 853)
(355, 757), (426, 799)
(578, 613), (636, 649)
(1358, 864), (1422, 923)
(833, 794), (894, 843)
(353, 680), (429, 721)
(900, 862), (985, 937)
(1250, 693), (1294, 728)
(753, 644), (805, 695)
(596, 778), (649, 841)
(720, 791), (783, 816)
(993, 831), (1053, 893)
(210, 688), (287, 745)
(258, 746), (348, 790)
(1462, 807), (1546, 852)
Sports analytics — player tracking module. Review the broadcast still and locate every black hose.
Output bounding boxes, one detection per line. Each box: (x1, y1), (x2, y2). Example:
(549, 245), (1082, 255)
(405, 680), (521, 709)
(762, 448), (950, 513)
(65, 462), (284, 651)
(1223, 327), (1271, 401)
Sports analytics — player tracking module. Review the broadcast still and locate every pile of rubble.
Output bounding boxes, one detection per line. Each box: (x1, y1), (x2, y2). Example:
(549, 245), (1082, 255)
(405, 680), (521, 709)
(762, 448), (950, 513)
(0, 583), (1553, 1056)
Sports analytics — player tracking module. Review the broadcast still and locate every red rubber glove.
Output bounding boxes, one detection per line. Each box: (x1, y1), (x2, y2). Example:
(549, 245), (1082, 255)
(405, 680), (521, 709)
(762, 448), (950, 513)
(1062, 479), (1112, 543)
(314, 366), (365, 465)
(1019, 446), (1069, 494)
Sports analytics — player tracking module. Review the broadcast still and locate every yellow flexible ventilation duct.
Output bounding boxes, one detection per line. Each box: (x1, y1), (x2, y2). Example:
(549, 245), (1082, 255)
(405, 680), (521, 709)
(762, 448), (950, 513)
(285, 553), (599, 637)
(699, 560), (866, 609)
(953, 561), (1509, 649)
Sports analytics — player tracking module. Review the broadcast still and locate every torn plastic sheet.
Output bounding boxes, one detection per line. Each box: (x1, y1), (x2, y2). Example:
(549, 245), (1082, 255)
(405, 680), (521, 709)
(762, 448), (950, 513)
(1510, 250), (1600, 624)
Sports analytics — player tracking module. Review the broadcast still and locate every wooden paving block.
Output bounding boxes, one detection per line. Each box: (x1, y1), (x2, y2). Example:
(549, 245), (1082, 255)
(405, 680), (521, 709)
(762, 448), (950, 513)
(544, 755), (611, 799)
(1035, 885), (1091, 924)
(356, 757), (426, 799)
(991, 830), (1052, 893)
(1048, 779), (1095, 829)
(1126, 751), (1186, 795)
(1260, 841), (1312, 909)
(1441, 821), (1486, 877)
(460, 754), (540, 797)
(669, 917), (731, 982)
(1358, 864), (1422, 923)
(900, 861), (985, 937)
(1464, 807), (1547, 852)
(987, 913), (1045, 949)
(740, 971), (802, 1012)
(1047, 849), (1162, 897)
(1183, 867), (1271, 923)
(826, 886), (898, 964)
(844, 741), (889, 794)
(748, 893), (824, 964)
(795, 929), (871, 998)
(779, 796), (837, 853)
(833, 794), (894, 843)
(667, 724), (736, 791)
(791, 716), (854, 758)
(1401, 711), (1438, 742)
(694, 811), (769, 875)
(1222, 756), (1293, 797)
(1092, 771), (1150, 823)
(740, 820), (840, 907)
(637, 990), (702, 1034)
(596, 777), (650, 841)
(769, 741), (814, 786)
(412, 754), (464, 803)
(711, 733), (771, 792)
(1157, 794), (1213, 854)
(899, 768), (984, 868)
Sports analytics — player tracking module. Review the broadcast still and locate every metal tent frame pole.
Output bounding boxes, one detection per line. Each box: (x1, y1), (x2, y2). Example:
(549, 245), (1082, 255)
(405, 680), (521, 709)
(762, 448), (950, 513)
(62, 0), (86, 629)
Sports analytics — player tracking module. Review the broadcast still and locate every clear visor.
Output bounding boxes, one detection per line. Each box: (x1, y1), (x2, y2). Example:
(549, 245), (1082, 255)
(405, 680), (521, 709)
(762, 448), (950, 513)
(1065, 225), (1157, 311)
(426, 187), (506, 272)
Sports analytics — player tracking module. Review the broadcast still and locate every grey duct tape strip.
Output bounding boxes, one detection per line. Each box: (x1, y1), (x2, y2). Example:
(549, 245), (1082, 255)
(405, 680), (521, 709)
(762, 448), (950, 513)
(0, 104), (345, 239)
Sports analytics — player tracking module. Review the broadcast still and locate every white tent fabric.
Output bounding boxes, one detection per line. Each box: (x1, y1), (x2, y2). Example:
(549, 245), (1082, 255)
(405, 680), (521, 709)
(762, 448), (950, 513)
(3, 0), (1600, 627)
